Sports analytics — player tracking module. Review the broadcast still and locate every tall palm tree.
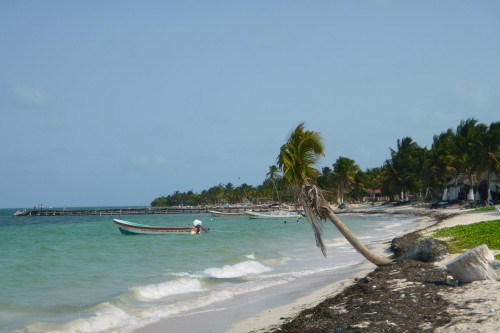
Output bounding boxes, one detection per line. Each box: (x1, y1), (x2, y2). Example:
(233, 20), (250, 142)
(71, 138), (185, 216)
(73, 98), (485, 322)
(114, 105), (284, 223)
(484, 122), (500, 199)
(277, 122), (391, 266)
(476, 121), (500, 184)
(332, 156), (360, 204)
(453, 119), (486, 190)
(386, 137), (425, 201)
(266, 165), (281, 203)
(365, 167), (384, 200)
(426, 129), (457, 189)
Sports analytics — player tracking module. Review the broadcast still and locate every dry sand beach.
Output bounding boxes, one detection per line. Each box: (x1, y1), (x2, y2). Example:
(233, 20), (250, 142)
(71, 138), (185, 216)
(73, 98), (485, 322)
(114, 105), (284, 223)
(226, 206), (500, 333)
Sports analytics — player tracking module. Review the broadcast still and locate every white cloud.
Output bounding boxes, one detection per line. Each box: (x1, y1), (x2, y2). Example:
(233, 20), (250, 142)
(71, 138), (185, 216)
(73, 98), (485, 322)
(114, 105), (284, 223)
(12, 82), (52, 107)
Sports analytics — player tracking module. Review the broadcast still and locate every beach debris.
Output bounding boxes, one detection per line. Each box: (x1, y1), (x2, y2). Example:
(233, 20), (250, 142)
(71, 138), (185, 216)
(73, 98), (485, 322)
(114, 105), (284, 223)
(401, 238), (448, 262)
(351, 321), (370, 328)
(446, 244), (498, 283)
(445, 275), (459, 287)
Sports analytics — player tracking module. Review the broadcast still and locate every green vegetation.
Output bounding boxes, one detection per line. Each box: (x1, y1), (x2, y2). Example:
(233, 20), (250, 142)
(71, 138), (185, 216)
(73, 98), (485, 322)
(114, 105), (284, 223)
(472, 205), (497, 213)
(433, 220), (500, 258)
(151, 118), (499, 207)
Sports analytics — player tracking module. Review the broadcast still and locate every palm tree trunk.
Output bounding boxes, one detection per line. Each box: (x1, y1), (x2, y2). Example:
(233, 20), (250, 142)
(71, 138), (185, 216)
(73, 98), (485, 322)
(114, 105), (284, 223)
(323, 206), (392, 266)
(300, 181), (392, 267)
(272, 179), (280, 203)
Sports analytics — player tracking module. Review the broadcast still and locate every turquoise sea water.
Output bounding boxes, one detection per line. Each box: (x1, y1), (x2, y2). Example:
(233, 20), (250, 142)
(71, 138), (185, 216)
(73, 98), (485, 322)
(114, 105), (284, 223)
(0, 208), (420, 333)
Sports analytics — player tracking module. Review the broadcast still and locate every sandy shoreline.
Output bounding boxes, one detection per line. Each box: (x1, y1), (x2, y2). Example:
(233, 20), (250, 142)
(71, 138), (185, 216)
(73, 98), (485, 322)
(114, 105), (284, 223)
(134, 205), (499, 333)
(226, 206), (499, 333)
(224, 244), (386, 333)
(134, 256), (376, 333)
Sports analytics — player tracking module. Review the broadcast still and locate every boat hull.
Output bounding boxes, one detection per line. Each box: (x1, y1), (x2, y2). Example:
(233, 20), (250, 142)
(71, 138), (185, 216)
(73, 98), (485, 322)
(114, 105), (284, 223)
(113, 219), (197, 235)
(208, 210), (247, 217)
(245, 211), (303, 219)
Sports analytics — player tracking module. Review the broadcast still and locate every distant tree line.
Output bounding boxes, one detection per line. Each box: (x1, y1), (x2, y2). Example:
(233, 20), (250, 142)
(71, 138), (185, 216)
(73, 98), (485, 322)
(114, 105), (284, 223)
(151, 118), (499, 207)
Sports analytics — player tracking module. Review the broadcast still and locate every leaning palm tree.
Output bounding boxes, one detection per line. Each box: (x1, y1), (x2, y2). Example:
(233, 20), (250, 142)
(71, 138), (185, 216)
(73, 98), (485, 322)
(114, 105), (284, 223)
(277, 122), (392, 266)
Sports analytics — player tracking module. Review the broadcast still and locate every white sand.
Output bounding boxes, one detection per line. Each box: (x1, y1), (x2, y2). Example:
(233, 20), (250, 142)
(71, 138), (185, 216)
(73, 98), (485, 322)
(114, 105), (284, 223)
(430, 209), (500, 333)
(224, 267), (373, 333)
(435, 279), (499, 333)
(426, 208), (500, 230)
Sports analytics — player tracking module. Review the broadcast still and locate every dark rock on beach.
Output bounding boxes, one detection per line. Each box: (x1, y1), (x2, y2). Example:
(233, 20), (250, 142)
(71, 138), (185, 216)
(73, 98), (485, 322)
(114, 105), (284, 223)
(399, 238), (448, 262)
(390, 230), (424, 259)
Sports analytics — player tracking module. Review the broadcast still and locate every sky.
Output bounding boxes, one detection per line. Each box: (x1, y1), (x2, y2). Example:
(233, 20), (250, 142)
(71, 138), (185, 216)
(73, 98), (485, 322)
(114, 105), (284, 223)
(1, 1), (499, 208)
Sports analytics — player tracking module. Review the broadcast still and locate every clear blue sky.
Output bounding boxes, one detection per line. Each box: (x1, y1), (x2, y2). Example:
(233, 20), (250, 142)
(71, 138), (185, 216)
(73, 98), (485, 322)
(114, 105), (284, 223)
(1, 1), (499, 208)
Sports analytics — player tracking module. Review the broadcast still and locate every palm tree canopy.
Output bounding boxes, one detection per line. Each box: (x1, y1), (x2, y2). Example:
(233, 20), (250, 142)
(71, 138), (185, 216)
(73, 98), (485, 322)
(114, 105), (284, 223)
(277, 122), (325, 188)
(266, 165), (280, 181)
(332, 156), (361, 193)
(266, 165), (281, 202)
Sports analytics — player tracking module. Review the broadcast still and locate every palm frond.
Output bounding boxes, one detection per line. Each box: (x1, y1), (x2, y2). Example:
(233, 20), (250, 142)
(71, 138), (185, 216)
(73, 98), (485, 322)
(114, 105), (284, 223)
(300, 181), (328, 257)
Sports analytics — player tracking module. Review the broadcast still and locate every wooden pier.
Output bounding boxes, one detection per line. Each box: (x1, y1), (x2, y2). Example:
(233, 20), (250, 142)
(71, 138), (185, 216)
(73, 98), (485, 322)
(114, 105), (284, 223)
(13, 206), (268, 217)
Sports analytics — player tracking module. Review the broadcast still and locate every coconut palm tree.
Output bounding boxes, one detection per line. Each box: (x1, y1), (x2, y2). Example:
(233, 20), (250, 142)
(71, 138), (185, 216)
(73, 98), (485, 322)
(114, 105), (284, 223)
(474, 121), (500, 194)
(425, 129), (458, 190)
(332, 156), (360, 205)
(277, 122), (391, 266)
(452, 119), (491, 200)
(484, 122), (500, 200)
(385, 137), (425, 201)
(266, 165), (281, 203)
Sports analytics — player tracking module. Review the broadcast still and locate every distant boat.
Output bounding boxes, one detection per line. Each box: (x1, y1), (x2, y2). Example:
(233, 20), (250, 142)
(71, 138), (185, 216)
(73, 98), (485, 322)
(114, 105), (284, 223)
(113, 219), (205, 235)
(208, 210), (247, 217)
(245, 210), (303, 220)
(13, 209), (29, 216)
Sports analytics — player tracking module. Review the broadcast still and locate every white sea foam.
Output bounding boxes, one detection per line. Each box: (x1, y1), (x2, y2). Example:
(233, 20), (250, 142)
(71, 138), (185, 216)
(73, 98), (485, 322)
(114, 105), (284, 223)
(136, 276), (296, 325)
(325, 237), (349, 248)
(202, 260), (272, 278)
(131, 277), (205, 301)
(15, 261), (363, 333)
(244, 252), (256, 259)
(262, 261), (360, 280)
(19, 303), (132, 333)
(376, 222), (403, 231)
(358, 235), (374, 240)
(262, 256), (291, 266)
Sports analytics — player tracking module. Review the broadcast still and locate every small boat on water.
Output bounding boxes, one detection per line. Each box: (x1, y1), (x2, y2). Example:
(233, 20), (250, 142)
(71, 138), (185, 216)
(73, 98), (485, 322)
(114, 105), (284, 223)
(13, 209), (29, 216)
(113, 219), (207, 235)
(245, 210), (303, 219)
(208, 210), (247, 217)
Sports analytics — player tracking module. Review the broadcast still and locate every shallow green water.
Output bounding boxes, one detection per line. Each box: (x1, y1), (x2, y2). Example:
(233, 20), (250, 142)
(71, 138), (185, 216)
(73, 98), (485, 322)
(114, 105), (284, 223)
(0, 208), (418, 333)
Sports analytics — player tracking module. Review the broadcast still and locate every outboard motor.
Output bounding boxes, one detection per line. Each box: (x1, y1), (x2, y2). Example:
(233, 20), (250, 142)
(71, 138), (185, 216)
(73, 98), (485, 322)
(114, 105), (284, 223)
(192, 219), (209, 233)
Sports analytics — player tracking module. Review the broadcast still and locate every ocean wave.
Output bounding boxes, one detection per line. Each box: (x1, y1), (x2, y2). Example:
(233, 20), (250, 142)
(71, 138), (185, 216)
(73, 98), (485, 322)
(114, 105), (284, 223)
(202, 260), (272, 279)
(14, 261), (362, 333)
(262, 256), (291, 266)
(325, 237), (349, 248)
(131, 277), (205, 302)
(17, 302), (132, 333)
(377, 222), (403, 230)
